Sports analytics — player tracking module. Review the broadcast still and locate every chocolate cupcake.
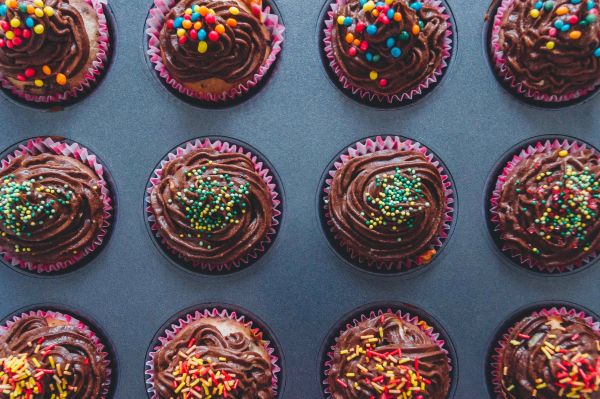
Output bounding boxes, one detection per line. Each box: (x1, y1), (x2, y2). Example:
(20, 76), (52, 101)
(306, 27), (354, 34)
(324, 136), (453, 272)
(0, 309), (112, 399)
(147, 139), (280, 272)
(492, 141), (600, 272)
(0, 137), (113, 274)
(148, 309), (279, 399)
(492, 308), (600, 399)
(325, 311), (452, 399)
(146, 0), (284, 103)
(323, 0), (453, 104)
(489, 0), (600, 103)
(0, 0), (111, 104)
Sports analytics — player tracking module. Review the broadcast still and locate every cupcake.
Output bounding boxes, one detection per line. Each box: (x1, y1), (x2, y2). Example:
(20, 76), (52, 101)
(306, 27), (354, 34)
(492, 307), (600, 399)
(0, 0), (111, 104)
(325, 311), (452, 398)
(146, 0), (285, 103)
(491, 141), (600, 272)
(147, 309), (279, 399)
(147, 139), (280, 272)
(489, 0), (600, 103)
(323, 0), (453, 104)
(0, 309), (112, 399)
(324, 136), (453, 271)
(0, 137), (113, 273)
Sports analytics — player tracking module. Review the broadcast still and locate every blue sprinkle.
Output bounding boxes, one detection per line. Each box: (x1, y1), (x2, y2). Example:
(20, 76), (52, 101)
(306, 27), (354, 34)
(386, 37), (396, 48)
(561, 23), (571, 31)
(387, 9), (395, 19)
(26, 17), (34, 28)
(594, 47), (600, 57)
(535, 1), (543, 9)
(191, 12), (200, 22)
(173, 17), (184, 29)
(198, 29), (207, 40)
(373, 54), (381, 62)
(360, 0), (367, 5)
(366, 24), (377, 35)
(376, 1), (385, 6)
(0, 5), (6, 17)
(572, 0), (582, 3)
(554, 19), (564, 28)
(588, 0), (595, 10)
(344, 16), (353, 26)
(410, 1), (423, 11)
(391, 47), (401, 58)
(365, 52), (373, 62)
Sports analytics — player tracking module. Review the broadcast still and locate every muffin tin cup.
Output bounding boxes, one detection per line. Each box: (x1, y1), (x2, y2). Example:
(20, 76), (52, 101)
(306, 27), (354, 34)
(485, 135), (600, 275)
(0, 136), (116, 276)
(485, 301), (600, 399)
(144, 303), (284, 399)
(145, 0), (285, 108)
(145, 136), (283, 276)
(0, 0), (115, 110)
(319, 302), (458, 399)
(485, 0), (600, 108)
(318, 135), (456, 276)
(0, 304), (118, 399)
(318, 0), (455, 109)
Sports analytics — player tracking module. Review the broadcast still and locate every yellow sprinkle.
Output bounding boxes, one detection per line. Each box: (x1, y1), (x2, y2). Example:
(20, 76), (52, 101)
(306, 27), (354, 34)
(43, 5), (54, 16)
(530, 9), (540, 18)
(559, 150), (568, 157)
(198, 41), (208, 53)
(546, 41), (555, 50)
(369, 71), (378, 80)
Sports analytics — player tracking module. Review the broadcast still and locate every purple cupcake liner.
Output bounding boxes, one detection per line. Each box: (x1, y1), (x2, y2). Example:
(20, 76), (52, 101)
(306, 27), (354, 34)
(0, 137), (113, 274)
(323, 0), (453, 105)
(146, 0), (285, 103)
(323, 135), (455, 272)
(490, 306), (600, 399)
(0, 0), (111, 104)
(0, 309), (113, 399)
(145, 307), (281, 399)
(146, 137), (281, 273)
(490, 139), (600, 273)
(322, 307), (453, 398)
(490, 0), (600, 104)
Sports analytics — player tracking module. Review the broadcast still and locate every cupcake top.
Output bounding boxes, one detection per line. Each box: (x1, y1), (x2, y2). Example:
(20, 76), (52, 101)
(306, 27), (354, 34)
(149, 147), (273, 265)
(159, 0), (271, 92)
(498, 312), (600, 399)
(330, 0), (449, 96)
(328, 148), (445, 264)
(0, 314), (109, 399)
(0, 153), (106, 265)
(496, 147), (600, 270)
(327, 312), (451, 399)
(0, 0), (100, 96)
(491, 0), (600, 97)
(152, 316), (274, 399)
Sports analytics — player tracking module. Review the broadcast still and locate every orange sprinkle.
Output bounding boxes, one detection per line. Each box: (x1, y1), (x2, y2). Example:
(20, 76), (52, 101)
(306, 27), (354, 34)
(226, 18), (237, 27)
(56, 73), (67, 86)
(412, 24), (420, 35)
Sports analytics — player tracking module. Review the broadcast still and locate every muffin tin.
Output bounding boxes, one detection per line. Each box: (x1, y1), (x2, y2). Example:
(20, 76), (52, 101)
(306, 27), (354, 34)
(1, 0), (600, 398)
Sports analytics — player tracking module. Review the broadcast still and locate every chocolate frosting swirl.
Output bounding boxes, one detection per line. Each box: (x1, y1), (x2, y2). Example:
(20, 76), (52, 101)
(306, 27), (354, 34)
(328, 149), (446, 264)
(327, 313), (451, 399)
(152, 318), (274, 399)
(149, 148), (273, 265)
(497, 148), (600, 269)
(0, 315), (108, 399)
(159, 0), (270, 85)
(493, 0), (600, 96)
(330, 0), (449, 96)
(0, 153), (106, 265)
(0, 0), (92, 94)
(498, 312), (600, 399)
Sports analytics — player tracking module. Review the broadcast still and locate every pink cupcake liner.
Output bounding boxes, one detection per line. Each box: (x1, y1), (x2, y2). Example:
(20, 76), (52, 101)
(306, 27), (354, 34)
(323, 135), (455, 272)
(0, 0), (111, 104)
(490, 138), (599, 273)
(323, 0), (453, 105)
(145, 307), (281, 399)
(146, 138), (281, 273)
(0, 308), (113, 399)
(146, 0), (285, 103)
(322, 307), (453, 398)
(0, 137), (113, 274)
(490, 0), (600, 103)
(490, 306), (600, 399)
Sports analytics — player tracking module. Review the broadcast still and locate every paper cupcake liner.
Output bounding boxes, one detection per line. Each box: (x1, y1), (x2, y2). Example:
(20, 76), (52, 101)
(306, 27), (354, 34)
(146, 0), (285, 103)
(323, 0), (453, 105)
(490, 0), (600, 104)
(322, 307), (452, 398)
(0, 309), (113, 399)
(490, 306), (600, 399)
(323, 135), (455, 272)
(146, 138), (281, 273)
(0, 0), (111, 104)
(0, 137), (113, 274)
(145, 307), (281, 399)
(489, 138), (599, 273)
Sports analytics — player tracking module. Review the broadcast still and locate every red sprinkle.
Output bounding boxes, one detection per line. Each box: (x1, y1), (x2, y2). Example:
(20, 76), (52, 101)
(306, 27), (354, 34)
(208, 30), (220, 42)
